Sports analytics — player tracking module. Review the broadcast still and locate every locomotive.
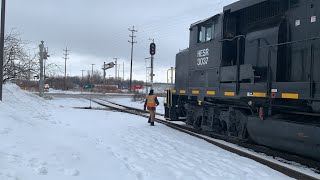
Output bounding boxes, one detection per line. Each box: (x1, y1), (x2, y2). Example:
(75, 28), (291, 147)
(164, 0), (320, 161)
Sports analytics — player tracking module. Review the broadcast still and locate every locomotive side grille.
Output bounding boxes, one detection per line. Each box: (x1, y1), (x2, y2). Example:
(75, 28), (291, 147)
(241, 1), (287, 25)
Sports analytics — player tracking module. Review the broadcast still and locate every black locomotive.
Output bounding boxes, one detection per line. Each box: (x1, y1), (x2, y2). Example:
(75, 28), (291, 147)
(165, 0), (320, 161)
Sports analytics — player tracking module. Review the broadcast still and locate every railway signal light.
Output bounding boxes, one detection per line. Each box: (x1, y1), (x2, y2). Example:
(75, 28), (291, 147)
(150, 42), (156, 55)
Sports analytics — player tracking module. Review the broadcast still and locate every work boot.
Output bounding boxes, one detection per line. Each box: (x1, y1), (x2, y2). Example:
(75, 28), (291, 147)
(148, 117), (151, 123)
(150, 122), (154, 126)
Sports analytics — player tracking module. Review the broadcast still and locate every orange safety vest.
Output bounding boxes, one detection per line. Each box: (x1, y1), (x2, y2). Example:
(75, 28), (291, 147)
(146, 95), (156, 107)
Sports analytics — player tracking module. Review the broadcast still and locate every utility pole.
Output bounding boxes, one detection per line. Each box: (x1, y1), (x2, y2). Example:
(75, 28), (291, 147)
(89, 64), (95, 109)
(118, 64), (120, 80)
(38, 41), (45, 97)
(0, 0), (6, 101)
(103, 62), (106, 94)
(117, 64), (120, 89)
(122, 62), (124, 90)
(145, 57), (151, 96)
(150, 54), (154, 90)
(81, 70), (85, 93)
(63, 47), (70, 90)
(149, 38), (155, 90)
(91, 64), (95, 83)
(128, 26), (137, 92)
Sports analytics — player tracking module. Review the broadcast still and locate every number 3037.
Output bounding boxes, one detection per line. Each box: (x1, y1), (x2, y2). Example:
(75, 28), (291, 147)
(197, 57), (208, 66)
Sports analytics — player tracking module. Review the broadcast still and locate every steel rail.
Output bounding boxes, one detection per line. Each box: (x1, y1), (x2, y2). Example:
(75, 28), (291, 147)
(97, 98), (165, 116)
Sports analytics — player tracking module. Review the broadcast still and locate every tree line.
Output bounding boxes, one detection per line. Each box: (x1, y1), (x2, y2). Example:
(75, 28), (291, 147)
(46, 73), (144, 91)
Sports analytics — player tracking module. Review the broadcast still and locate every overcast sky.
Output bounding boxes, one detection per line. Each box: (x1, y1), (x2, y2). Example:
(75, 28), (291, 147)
(6, 0), (237, 82)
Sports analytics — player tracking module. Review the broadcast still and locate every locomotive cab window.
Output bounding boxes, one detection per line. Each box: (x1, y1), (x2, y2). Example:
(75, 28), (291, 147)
(198, 24), (215, 43)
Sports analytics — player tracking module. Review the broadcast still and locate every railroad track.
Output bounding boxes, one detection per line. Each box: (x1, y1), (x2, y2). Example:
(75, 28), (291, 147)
(88, 98), (320, 180)
(96, 98), (165, 116)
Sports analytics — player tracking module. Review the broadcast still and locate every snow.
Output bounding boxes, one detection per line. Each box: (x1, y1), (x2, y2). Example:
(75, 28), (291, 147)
(0, 83), (294, 180)
(48, 88), (84, 94)
(50, 97), (104, 109)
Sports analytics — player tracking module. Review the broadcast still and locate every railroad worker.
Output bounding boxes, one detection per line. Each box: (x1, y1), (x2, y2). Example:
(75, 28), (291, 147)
(144, 89), (159, 126)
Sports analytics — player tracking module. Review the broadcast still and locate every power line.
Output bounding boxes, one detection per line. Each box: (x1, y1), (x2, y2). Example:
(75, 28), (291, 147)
(122, 62), (124, 81)
(63, 47), (70, 90)
(128, 26), (137, 92)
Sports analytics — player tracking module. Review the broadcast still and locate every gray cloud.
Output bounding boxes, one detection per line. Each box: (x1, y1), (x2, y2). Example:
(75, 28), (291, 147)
(6, 0), (237, 82)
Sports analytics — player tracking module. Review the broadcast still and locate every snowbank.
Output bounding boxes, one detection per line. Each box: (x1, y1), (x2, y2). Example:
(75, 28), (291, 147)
(0, 83), (52, 126)
(0, 84), (136, 179)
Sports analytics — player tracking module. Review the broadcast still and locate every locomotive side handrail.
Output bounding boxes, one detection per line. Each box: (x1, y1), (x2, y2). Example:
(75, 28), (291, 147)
(220, 34), (320, 100)
(219, 35), (247, 95)
(259, 36), (320, 49)
(219, 34), (246, 42)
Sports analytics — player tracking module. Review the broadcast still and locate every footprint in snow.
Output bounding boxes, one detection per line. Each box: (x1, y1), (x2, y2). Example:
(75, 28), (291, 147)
(0, 128), (12, 135)
(36, 166), (48, 175)
(28, 158), (48, 175)
(64, 168), (80, 176)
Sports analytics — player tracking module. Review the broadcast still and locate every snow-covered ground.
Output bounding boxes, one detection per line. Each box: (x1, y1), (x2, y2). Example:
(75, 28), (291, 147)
(47, 88), (84, 94)
(50, 97), (104, 109)
(0, 83), (294, 180)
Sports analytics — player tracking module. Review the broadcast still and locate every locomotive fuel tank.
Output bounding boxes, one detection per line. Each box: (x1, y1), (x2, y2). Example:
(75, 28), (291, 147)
(247, 115), (320, 161)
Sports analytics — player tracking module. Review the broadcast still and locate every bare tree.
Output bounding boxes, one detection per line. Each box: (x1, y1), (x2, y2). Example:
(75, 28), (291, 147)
(2, 30), (38, 83)
(92, 70), (102, 84)
(45, 62), (62, 77)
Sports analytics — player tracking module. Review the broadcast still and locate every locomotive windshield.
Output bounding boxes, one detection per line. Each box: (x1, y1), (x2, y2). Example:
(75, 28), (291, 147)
(198, 23), (215, 43)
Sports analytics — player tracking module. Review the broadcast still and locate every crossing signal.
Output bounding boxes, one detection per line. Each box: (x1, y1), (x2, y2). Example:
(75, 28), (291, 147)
(150, 43), (156, 55)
